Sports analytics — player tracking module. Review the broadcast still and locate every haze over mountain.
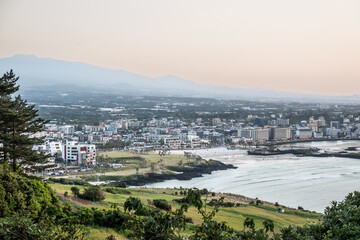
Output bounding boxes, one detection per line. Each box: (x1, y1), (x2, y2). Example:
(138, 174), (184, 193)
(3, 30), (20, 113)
(1, 54), (359, 103)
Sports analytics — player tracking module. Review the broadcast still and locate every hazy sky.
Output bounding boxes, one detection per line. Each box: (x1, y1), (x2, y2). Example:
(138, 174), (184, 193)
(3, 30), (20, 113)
(1, 0), (360, 95)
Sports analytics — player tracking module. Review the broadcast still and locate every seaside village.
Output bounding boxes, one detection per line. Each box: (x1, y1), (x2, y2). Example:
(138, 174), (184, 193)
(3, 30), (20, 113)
(25, 114), (360, 175)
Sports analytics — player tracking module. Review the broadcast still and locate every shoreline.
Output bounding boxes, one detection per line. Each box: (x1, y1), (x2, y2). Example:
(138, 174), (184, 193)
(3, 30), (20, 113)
(270, 138), (360, 146)
(87, 159), (237, 187)
(125, 159), (237, 186)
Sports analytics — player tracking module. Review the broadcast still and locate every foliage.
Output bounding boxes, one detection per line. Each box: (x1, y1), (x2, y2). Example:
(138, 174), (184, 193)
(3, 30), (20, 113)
(0, 173), (90, 239)
(0, 172), (58, 219)
(322, 191), (360, 239)
(0, 70), (49, 172)
(80, 186), (105, 202)
(48, 177), (89, 186)
(104, 187), (131, 195)
(153, 199), (172, 211)
(208, 198), (235, 207)
(71, 186), (80, 197)
(0, 213), (54, 240)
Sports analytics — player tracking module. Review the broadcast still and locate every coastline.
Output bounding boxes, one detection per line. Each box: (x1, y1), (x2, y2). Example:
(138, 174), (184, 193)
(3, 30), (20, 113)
(86, 158), (237, 186)
(125, 159), (237, 186)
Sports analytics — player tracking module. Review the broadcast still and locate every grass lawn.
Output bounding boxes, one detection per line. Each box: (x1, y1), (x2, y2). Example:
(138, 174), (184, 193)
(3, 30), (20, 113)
(50, 183), (321, 237)
(99, 150), (194, 167)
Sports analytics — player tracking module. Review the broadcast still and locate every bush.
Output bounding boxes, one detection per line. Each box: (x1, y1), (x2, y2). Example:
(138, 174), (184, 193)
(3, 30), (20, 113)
(153, 199), (172, 211)
(49, 178), (89, 186)
(185, 216), (193, 223)
(71, 187), (80, 197)
(104, 187), (131, 195)
(211, 192), (216, 197)
(80, 186), (105, 202)
(208, 199), (235, 207)
(200, 188), (209, 195)
(0, 172), (58, 219)
(102, 209), (129, 229)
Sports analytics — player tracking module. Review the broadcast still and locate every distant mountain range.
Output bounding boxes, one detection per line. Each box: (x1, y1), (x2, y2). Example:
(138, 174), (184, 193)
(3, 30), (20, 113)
(1, 54), (360, 103)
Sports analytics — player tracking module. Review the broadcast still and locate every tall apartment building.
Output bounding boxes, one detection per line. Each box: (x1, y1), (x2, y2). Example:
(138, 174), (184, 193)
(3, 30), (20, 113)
(239, 128), (269, 141)
(270, 127), (290, 140)
(296, 128), (312, 139)
(62, 141), (96, 166)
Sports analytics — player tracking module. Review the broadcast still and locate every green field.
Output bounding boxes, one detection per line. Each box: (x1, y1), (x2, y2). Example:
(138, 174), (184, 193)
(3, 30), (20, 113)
(50, 151), (321, 239)
(99, 150), (195, 167)
(50, 183), (321, 239)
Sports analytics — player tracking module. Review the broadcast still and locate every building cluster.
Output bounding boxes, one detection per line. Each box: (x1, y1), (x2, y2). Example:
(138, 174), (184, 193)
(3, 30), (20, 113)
(29, 113), (360, 165)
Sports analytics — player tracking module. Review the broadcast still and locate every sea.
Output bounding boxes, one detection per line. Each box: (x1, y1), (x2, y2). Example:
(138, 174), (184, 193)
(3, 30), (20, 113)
(145, 141), (360, 213)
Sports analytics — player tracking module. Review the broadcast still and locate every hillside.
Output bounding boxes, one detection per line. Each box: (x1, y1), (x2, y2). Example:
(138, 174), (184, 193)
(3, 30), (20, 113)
(50, 183), (321, 239)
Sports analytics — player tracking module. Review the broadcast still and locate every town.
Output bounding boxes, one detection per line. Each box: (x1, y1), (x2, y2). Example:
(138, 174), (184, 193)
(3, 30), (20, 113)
(28, 93), (360, 172)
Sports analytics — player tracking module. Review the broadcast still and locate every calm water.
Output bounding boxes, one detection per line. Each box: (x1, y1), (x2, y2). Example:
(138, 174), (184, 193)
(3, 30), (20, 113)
(146, 141), (360, 212)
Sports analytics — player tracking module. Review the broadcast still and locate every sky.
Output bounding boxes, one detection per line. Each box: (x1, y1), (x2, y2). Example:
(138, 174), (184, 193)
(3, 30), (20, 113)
(1, 0), (360, 95)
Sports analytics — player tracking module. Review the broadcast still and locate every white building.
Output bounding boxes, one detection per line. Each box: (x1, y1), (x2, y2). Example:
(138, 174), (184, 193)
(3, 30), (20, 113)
(296, 128), (312, 139)
(46, 140), (62, 156)
(325, 128), (340, 138)
(163, 137), (182, 149)
(188, 135), (201, 148)
(270, 127), (290, 140)
(238, 128), (269, 141)
(61, 141), (96, 166)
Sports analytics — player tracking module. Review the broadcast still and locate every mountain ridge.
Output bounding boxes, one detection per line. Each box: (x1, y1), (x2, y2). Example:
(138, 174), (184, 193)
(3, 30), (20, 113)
(1, 54), (359, 103)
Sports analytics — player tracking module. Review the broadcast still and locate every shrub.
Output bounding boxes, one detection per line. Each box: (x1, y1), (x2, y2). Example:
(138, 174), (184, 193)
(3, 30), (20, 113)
(71, 187), (80, 197)
(200, 188), (209, 195)
(49, 178), (89, 186)
(104, 188), (131, 195)
(106, 182), (127, 188)
(0, 172), (58, 219)
(153, 199), (172, 211)
(80, 186), (105, 202)
(208, 199), (235, 207)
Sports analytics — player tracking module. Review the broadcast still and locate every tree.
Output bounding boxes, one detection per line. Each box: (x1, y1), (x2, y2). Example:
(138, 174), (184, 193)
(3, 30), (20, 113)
(262, 219), (274, 233)
(0, 70), (49, 172)
(81, 186), (105, 202)
(244, 217), (255, 230)
(0, 71), (19, 171)
(71, 187), (80, 197)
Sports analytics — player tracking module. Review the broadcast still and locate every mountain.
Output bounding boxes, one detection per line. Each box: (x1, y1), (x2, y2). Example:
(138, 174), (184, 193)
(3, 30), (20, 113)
(0, 54), (359, 103)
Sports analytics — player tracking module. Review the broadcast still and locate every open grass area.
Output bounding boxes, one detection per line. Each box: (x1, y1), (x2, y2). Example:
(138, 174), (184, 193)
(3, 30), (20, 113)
(50, 183), (321, 238)
(99, 150), (195, 167)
